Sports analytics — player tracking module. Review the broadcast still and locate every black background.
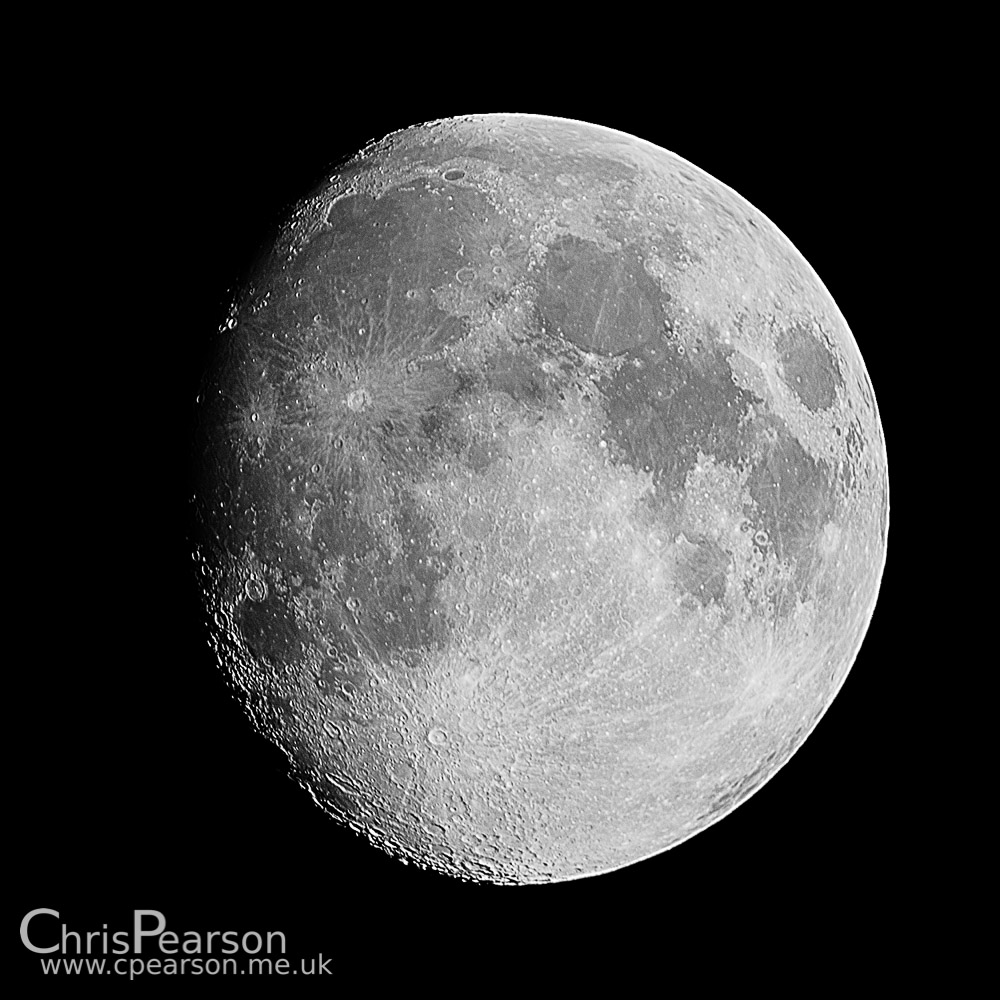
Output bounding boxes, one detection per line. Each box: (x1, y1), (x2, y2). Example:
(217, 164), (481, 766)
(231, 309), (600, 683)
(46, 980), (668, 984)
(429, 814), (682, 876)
(15, 81), (911, 973)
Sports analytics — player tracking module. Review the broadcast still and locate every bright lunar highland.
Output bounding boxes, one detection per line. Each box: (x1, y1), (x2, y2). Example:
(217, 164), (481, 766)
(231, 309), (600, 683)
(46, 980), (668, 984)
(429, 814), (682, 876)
(193, 115), (888, 884)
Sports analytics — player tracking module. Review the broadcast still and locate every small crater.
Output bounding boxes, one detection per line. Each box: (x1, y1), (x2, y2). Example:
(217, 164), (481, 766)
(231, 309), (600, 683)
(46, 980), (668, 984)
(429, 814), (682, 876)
(346, 388), (372, 412)
(442, 168), (466, 181)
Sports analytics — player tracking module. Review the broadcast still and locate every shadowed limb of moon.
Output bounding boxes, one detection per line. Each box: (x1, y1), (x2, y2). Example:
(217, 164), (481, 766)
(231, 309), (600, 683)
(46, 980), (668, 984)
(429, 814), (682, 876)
(193, 114), (888, 885)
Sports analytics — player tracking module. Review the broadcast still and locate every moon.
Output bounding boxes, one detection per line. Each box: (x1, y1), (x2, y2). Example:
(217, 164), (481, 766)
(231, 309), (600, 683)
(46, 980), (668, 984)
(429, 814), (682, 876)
(192, 114), (888, 884)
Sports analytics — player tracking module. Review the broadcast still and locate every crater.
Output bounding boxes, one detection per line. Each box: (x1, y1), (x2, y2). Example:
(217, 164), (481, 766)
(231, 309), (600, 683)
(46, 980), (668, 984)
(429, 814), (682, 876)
(346, 387), (372, 412)
(777, 323), (843, 412)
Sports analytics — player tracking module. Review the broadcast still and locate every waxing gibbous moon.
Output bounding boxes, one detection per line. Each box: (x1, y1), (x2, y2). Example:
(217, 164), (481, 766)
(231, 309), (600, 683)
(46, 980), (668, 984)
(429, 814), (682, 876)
(192, 114), (888, 884)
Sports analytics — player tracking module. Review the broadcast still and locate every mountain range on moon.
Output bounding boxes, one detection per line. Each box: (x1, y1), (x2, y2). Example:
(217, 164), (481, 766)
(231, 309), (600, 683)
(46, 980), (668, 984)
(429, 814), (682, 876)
(192, 114), (888, 884)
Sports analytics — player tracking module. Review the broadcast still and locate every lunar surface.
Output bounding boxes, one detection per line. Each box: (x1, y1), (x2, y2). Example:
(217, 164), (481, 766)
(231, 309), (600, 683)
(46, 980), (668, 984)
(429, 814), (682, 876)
(192, 115), (888, 884)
